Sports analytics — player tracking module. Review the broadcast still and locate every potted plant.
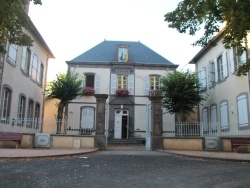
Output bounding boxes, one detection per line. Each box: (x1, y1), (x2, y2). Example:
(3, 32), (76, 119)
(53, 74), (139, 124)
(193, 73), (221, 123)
(149, 89), (162, 96)
(115, 88), (130, 96)
(82, 87), (95, 96)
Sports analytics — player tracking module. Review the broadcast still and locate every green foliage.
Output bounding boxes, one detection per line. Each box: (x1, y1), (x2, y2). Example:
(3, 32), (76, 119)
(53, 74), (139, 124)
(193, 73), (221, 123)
(47, 70), (83, 105)
(160, 70), (206, 121)
(0, 0), (42, 53)
(164, 0), (250, 76)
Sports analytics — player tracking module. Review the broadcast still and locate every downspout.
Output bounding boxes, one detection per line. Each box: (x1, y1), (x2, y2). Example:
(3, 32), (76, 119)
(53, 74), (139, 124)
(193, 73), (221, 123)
(41, 55), (49, 133)
(0, 42), (7, 113)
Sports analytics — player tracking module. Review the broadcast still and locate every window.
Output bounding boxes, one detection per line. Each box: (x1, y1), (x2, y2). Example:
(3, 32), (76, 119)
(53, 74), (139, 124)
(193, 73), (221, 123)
(202, 108), (208, 131)
(1, 87), (12, 122)
(17, 95), (26, 126)
(34, 103), (40, 119)
(31, 54), (39, 80)
(228, 47), (247, 73)
(117, 75), (128, 89)
(21, 46), (31, 74)
(237, 94), (248, 127)
(34, 103), (40, 129)
(144, 75), (160, 95)
(210, 105), (217, 130)
(111, 74), (134, 95)
(84, 74), (95, 88)
(83, 73), (101, 94)
(118, 48), (128, 62)
(198, 68), (207, 89)
(209, 61), (216, 86)
(150, 75), (160, 90)
(38, 63), (44, 85)
(26, 100), (34, 128)
(7, 44), (18, 64)
(217, 52), (228, 81)
(80, 107), (95, 129)
(220, 101), (229, 129)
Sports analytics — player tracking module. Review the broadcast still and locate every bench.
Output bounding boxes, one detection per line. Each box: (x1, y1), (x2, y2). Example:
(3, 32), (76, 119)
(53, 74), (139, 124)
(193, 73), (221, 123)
(231, 137), (250, 152)
(0, 132), (22, 148)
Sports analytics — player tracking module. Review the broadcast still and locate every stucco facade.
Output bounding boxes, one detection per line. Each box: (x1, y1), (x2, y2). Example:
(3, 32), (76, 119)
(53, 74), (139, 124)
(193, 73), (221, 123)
(66, 40), (178, 141)
(0, 20), (54, 133)
(190, 30), (250, 136)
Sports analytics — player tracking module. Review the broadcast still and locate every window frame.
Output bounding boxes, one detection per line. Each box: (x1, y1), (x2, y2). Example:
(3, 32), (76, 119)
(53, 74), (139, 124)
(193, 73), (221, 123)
(118, 47), (128, 62)
(149, 75), (160, 91)
(80, 106), (95, 130)
(209, 61), (216, 86)
(26, 99), (34, 128)
(1, 86), (12, 122)
(219, 100), (229, 130)
(17, 94), (26, 126)
(21, 46), (31, 74)
(202, 107), (208, 131)
(7, 43), (18, 65)
(117, 74), (128, 89)
(237, 93), (249, 128)
(210, 104), (217, 131)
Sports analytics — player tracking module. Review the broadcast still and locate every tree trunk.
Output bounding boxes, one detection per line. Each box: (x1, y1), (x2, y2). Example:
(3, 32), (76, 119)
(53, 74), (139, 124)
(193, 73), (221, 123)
(180, 108), (186, 122)
(56, 101), (65, 134)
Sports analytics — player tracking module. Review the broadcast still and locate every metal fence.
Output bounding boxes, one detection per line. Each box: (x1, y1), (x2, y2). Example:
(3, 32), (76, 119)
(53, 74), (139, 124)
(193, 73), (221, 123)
(0, 118), (94, 135)
(163, 122), (250, 137)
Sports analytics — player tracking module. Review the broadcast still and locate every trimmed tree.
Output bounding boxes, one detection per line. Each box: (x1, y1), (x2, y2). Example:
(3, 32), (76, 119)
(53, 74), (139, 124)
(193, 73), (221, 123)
(47, 70), (83, 133)
(0, 0), (42, 53)
(160, 70), (206, 122)
(164, 0), (250, 76)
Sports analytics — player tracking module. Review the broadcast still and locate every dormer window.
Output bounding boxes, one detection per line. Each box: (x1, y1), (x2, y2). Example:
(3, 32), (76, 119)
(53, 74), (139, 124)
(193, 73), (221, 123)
(118, 47), (128, 62)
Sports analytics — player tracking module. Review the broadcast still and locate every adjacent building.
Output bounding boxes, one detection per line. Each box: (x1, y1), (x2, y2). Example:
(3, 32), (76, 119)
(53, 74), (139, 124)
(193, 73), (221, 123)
(190, 29), (250, 136)
(0, 9), (54, 133)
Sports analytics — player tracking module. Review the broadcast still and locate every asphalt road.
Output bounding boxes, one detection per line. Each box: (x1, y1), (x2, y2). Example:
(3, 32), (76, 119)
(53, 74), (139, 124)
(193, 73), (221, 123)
(1, 150), (250, 188)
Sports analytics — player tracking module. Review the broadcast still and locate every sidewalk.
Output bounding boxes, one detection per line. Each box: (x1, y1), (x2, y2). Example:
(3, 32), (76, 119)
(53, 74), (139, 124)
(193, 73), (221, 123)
(1, 147), (250, 162)
(160, 150), (250, 162)
(0, 148), (99, 159)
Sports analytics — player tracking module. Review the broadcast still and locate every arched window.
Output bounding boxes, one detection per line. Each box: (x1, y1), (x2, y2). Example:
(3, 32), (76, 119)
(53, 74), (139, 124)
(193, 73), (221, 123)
(26, 99), (34, 128)
(237, 94), (248, 127)
(17, 95), (26, 126)
(1, 86), (12, 122)
(220, 101), (229, 129)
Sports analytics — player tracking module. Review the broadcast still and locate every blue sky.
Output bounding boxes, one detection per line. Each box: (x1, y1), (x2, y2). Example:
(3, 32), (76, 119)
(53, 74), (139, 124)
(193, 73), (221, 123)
(29, 0), (202, 81)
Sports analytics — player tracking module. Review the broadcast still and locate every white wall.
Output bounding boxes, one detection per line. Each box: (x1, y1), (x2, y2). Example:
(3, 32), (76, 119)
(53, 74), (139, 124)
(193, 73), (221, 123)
(196, 35), (250, 135)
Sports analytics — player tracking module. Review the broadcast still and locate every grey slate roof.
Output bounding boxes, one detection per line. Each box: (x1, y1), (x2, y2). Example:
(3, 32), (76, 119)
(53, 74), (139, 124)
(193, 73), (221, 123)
(68, 40), (177, 66)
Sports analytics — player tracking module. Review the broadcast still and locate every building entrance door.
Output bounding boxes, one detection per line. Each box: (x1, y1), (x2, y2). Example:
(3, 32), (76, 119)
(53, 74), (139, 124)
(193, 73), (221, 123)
(114, 109), (129, 139)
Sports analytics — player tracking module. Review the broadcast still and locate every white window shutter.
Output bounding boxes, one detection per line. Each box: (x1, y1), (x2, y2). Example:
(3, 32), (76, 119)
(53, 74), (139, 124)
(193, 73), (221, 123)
(29, 52), (33, 76)
(21, 46), (27, 71)
(81, 107), (94, 129)
(240, 50), (247, 64)
(82, 78), (86, 89)
(144, 75), (149, 95)
(202, 108), (208, 131)
(228, 48), (235, 73)
(237, 95), (248, 126)
(214, 59), (218, 83)
(209, 62), (215, 85)
(222, 51), (228, 78)
(111, 74), (117, 94)
(128, 74), (134, 95)
(94, 74), (101, 94)
(198, 68), (207, 88)
(37, 60), (41, 82)
(220, 102), (228, 128)
(210, 106), (217, 130)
